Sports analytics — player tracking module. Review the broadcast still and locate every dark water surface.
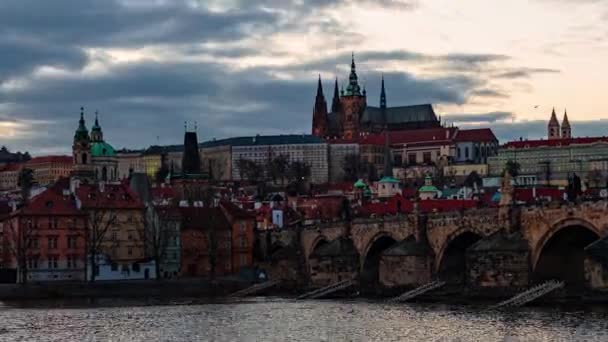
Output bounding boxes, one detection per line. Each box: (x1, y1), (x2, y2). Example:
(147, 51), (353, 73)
(0, 297), (607, 341)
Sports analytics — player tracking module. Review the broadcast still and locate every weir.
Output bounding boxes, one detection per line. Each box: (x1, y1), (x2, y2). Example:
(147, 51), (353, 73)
(388, 281), (446, 303)
(229, 280), (282, 298)
(491, 280), (564, 309)
(298, 279), (356, 300)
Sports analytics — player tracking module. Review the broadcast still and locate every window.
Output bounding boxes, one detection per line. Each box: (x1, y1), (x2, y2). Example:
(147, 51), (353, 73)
(27, 237), (39, 249)
(457, 148), (461, 159)
(111, 263), (118, 271)
(465, 147), (469, 159)
(28, 257), (39, 269)
(47, 255), (58, 269)
(240, 237), (248, 248)
(112, 231), (118, 241)
(67, 236), (77, 249)
(128, 232), (133, 240)
(408, 153), (416, 165)
(423, 152), (432, 164)
(240, 222), (246, 233)
(128, 247), (133, 256)
(48, 236), (58, 249)
(67, 255), (78, 269)
(240, 254), (247, 266)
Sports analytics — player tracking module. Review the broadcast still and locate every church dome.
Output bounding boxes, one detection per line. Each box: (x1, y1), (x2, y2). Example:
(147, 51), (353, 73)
(91, 141), (116, 157)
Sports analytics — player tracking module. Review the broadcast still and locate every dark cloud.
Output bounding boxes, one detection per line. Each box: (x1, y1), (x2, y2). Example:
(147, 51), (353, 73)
(444, 111), (515, 123)
(469, 89), (509, 98)
(495, 68), (560, 79)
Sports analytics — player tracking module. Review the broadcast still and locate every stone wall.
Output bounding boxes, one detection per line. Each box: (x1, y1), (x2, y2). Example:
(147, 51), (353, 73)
(379, 255), (432, 289)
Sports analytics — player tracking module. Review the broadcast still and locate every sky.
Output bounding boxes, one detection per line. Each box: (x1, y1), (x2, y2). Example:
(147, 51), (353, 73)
(1, 0), (608, 155)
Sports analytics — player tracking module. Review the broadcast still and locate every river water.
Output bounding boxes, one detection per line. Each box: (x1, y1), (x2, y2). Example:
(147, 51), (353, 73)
(0, 297), (607, 341)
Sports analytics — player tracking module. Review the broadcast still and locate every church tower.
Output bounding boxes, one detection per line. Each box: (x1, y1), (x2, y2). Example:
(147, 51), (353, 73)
(311, 75), (328, 137)
(331, 78), (341, 114)
(71, 107), (95, 183)
(548, 108), (561, 140)
(340, 53), (366, 140)
(561, 109), (571, 139)
(90, 111), (103, 142)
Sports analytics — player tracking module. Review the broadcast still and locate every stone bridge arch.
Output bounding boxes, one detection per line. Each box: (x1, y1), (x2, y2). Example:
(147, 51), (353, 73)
(301, 224), (344, 262)
(434, 227), (485, 273)
(530, 217), (602, 272)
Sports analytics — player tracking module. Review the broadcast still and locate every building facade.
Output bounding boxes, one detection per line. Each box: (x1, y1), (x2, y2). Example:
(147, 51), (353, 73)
(328, 142), (360, 183)
(3, 181), (87, 282)
(0, 163), (23, 192)
(116, 149), (145, 180)
(27, 156), (73, 187)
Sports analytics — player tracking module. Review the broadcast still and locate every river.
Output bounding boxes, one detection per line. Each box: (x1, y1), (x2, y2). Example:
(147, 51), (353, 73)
(0, 297), (607, 341)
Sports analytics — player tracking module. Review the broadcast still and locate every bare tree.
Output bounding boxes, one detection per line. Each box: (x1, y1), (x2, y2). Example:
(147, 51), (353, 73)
(140, 205), (178, 280)
(269, 155), (290, 186)
(342, 154), (362, 182)
(5, 217), (37, 284)
(84, 201), (118, 282)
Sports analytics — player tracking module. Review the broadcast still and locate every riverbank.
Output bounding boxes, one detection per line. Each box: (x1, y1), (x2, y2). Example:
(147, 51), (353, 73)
(0, 279), (251, 301)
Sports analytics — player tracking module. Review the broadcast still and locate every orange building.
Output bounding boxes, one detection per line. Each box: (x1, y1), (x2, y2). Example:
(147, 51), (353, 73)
(27, 156), (73, 186)
(3, 180), (87, 283)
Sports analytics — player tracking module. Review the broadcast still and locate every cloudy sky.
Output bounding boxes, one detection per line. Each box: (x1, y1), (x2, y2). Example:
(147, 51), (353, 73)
(1, 0), (608, 155)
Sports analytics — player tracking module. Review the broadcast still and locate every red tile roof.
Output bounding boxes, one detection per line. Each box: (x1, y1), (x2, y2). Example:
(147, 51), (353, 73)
(0, 163), (23, 172)
(454, 128), (497, 143)
(19, 182), (83, 216)
(514, 188), (564, 203)
(359, 127), (458, 146)
(504, 136), (608, 149)
(76, 183), (144, 209)
(360, 196), (477, 217)
(27, 155), (73, 165)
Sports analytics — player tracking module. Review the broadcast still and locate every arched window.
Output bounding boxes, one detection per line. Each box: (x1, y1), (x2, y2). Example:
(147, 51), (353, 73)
(102, 166), (108, 181)
(82, 153), (88, 165)
(465, 147), (469, 159)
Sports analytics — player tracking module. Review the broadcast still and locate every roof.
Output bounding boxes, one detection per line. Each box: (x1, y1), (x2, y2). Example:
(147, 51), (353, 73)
(18, 181), (83, 217)
(382, 236), (431, 256)
(419, 185), (439, 192)
(27, 156), (72, 165)
(312, 237), (359, 257)
(0, 163), (23, 172)
(91, 141), (116, 157)
(360, 104), (438, 125)
(379, 176), (400, 184)
(454, 128), (497, 143)
(220, 201), (255, 219)
(359, 127), (457, 146)
(200, 134), (325, 148)
(360, 196), (478, 216)
(469, 231), (529, 252)
(503, 136), (608, 149)
(179, 207), (231, 231)
(354, 179), (367, 188)
(76, 183), (144, 210)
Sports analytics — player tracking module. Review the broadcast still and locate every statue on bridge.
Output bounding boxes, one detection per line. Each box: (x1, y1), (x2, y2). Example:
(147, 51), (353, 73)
(499, 170), (514, 207)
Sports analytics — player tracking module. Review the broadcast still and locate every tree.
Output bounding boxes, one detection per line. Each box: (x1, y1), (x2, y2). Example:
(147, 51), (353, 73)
(342, 154), (362, 182)
(5, 216), (36, 284)
(464, 171), (483, 189)
(84, 199), (118, 282)
(155, 165), (169, 184)
(237, 158), (263, 183)
(269, 155), (290, 186)
(288, 161), (311, 195)
(503, 161), (520, 179)
(587, 169), (603, 189)
(141, 206), (177, 280)
(18, 168), (35, 203)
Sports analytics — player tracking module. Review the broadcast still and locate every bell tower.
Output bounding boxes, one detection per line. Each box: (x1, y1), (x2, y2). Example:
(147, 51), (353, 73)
(71, 107), (94, 183)
(340, 53), (366, 140)
(548, 108), (561, 140)
(561, 109), (571, 139)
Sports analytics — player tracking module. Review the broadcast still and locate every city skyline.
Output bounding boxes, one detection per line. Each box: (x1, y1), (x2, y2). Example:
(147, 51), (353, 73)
(2, 0), (608, 155)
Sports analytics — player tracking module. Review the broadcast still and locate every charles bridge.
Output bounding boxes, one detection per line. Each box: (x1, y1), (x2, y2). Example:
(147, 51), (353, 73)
(274, 200), (608, 295)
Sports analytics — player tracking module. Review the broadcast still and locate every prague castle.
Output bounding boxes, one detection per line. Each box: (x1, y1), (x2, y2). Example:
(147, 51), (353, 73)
(312, 54), (441, 140)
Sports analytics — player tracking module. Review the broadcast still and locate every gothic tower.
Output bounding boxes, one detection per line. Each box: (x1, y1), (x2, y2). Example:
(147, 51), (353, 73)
(561, 109), (571, 139)
(311, 75), (328, 137)
(340, 53), (366, 140)
(548, 108), (561, 140)
(71, 107), (95, 183)
(331, 78), (341, 114)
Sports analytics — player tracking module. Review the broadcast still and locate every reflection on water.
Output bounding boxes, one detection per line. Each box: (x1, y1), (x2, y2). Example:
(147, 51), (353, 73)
(1, 297), (607, 341)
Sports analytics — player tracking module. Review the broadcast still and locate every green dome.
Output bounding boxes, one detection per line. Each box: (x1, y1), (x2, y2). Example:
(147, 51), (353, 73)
(354, 179), (367, 189)
(419, 185), (439, 193)
(379, 176), (400, 184)
(91, 141), (116, 157)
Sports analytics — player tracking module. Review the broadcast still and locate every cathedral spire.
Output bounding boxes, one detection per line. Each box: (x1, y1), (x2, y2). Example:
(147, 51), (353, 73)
(561, 109), (571, 138)
(74, 107), (89, 141)
(380, 75), (387, 109)
(548, 107), (560, 140)
(331, 77), (341, 113)
(316, 74), (324, 97)
(345, 52), (361, 96)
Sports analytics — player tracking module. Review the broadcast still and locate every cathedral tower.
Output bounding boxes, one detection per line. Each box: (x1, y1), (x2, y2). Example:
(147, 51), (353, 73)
(340, 53), (366, 140)
(311, 75), (328, 137)
(548, 108), (561, 140)
(561, 109), (571, 139)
